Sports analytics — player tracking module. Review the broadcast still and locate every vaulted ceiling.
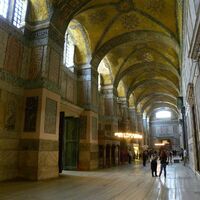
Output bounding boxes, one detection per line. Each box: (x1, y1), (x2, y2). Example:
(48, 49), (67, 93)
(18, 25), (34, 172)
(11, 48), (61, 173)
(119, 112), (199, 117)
(30, 0), (182, 117)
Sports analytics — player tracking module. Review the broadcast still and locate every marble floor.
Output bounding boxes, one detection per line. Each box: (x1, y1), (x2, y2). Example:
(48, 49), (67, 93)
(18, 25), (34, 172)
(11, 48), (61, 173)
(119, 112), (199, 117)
(0, 162), (200, 200)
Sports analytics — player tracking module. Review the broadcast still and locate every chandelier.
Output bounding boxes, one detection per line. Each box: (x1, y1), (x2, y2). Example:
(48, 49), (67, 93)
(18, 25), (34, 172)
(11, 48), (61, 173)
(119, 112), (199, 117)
(114, 132), (143, 139)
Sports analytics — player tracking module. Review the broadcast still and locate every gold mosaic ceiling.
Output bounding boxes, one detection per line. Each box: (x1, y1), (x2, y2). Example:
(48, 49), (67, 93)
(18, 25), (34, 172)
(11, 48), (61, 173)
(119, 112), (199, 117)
(31, 0), (182, 116)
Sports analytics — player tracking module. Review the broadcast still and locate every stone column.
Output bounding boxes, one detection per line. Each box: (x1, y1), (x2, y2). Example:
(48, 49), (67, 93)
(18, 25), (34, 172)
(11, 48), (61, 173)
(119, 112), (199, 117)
(101, 85), (118, 137)
(129, 107), (137, 132)
(136, 111), (144, 147)
(142, 117), (148, 145)
(118, 97), (129, 132)
(77, 65), (99, 170)
(136, 112), (143, 133)
(19, 24), (63, 180)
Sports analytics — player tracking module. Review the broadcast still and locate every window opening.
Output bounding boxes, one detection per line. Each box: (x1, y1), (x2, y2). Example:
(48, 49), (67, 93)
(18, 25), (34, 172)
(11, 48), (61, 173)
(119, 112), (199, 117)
(0, 0), (9, 18)
(63, 33), (75, 72)
(0, 0), (27, 29)
(13, 0), (24, 28)
(156, 111), (171, 119)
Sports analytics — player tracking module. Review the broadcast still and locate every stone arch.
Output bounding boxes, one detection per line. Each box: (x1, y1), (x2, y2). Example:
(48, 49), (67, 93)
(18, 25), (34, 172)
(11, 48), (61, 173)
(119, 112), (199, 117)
(127, 79), (180, 99)
(114, 46), (178, 82)
(66, 19), (92, 67)
(50, 0), (92, 34)
(145, 103), (179, 117)
(136, 93), (177, 107)
(91, 31), (180, 70)
(114, 62), (180, 89)
(142, 99), (177, 113)
(147, 107), (179, 118)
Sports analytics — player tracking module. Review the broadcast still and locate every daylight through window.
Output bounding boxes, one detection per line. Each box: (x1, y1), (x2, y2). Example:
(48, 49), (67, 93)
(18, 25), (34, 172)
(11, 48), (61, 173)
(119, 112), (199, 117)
(156, 111), (171, 119)
(0, 0), (9, 18)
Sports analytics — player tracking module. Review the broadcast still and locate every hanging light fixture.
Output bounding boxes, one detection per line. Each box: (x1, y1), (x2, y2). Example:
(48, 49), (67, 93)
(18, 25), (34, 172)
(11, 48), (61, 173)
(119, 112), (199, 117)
(114, 132), (143, 139)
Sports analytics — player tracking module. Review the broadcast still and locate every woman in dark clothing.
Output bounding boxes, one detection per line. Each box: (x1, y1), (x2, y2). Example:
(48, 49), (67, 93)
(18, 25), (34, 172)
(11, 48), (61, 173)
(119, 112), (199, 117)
(159, 150), (168, 178)
(151, 153), (158, 177)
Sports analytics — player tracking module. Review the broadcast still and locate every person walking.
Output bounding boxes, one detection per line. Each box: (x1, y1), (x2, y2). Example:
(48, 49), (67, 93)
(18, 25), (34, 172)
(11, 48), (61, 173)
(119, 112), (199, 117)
(183, 149), (187, 166)
(159, 149), (168, 178)
(151, 152), (158, 177)
(169, 151), (173, 164)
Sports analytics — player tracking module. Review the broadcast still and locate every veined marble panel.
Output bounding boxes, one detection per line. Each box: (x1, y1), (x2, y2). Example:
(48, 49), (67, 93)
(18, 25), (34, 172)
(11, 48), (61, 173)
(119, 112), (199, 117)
(49, 48), (60, 84)
(4, 36), (23, 75)
(38, 151), (58, 167)
(44, 98), (57, 134)
(0, 151), (18, 166)
(0, 28), (8, 69)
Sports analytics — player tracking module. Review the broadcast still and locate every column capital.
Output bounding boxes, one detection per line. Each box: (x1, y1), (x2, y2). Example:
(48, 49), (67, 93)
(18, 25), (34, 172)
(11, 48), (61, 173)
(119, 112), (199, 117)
(101, 84), (118, 97)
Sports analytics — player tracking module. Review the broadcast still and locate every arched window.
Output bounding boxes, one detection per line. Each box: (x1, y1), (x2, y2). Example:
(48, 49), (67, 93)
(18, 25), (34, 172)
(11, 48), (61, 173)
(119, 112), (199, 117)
(0, 0), (27, 29)
(63, 32), (75, 72)
(98, 74), (101, 91)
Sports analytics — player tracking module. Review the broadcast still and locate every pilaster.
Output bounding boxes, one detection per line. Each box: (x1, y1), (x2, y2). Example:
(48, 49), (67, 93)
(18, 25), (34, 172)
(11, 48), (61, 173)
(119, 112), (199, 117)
(77, 65), (99, 170)
(129, 107), (137, 132)
(19, 88), (60, 180)
(118, 97), (129, 132)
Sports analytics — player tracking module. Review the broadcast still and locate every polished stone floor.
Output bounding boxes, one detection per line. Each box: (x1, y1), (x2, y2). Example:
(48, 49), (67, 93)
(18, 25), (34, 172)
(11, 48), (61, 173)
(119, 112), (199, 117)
(0, 162), (200, 200)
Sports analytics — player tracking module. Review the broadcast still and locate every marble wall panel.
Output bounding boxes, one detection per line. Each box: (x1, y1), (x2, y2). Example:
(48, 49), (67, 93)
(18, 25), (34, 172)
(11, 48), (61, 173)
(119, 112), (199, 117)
(0, 28), (8, 68)
(78, 82), (86, 105)
(104, 98), (113, 116)
(29, 46), (44, 79)
(4, 35), (23, 75)
(92, 83), (98, 106)
(60, 69), (77, 104)
(19, 151), (38, 168)
(0, 90), (23, 132)
(0, 101), (6, 130)
(44, 98), (57, 134)
(91, 152), (98, 160)
(66, 77), (74, 102)
(21, 46), (31, 79)
(49, 48), (60, 84)
(73, 78), (77, 104)
(80, 116), (87, 140)
(0, 167), (18, 181)
(0, 139), (19, 150)
(60, 72), (67, 98)
(38, 165), (58, 180)
(92, 117), (97, 140)
(0, 149), (19, 181)
(0, 151), (18, 166)
(24, 96), (39, 132)
(38, 151), (58, 168)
